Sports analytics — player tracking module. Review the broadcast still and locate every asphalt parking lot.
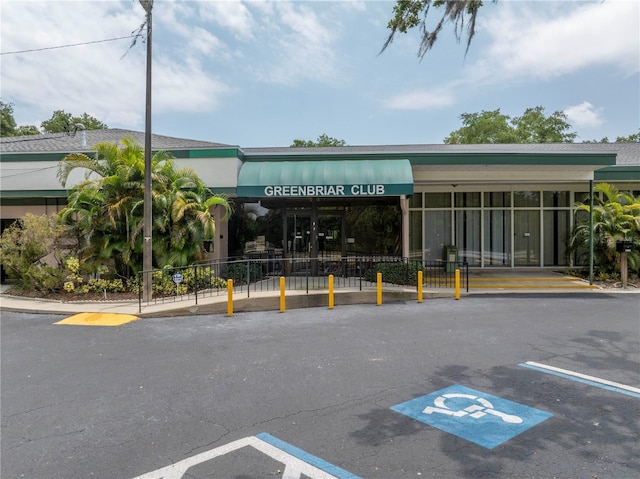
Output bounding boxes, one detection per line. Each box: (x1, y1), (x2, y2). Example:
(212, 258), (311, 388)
(2, 294), (639, 479)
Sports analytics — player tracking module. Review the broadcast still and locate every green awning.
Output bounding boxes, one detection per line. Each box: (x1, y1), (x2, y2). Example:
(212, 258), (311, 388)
(237, 159), (413, 198)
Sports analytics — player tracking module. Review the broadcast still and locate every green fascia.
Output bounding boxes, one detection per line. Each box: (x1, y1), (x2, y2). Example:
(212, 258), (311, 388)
(168, 148), (242, 159)
(1, 152), (72, 162)
(242, 152), (616, 166)
(408, 153), (616, 166)
(1, 148), (242, 162)
(0, 190), (67, 198)
(594, 166), (640, 181)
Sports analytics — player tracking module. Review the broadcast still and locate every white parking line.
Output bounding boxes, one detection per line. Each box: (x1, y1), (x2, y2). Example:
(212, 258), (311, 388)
(132, 434), (359, 479)
(520, 361), (640, 398)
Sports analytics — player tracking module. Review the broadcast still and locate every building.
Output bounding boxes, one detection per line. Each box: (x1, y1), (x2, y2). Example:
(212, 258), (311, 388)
(1, 129), (639, 277)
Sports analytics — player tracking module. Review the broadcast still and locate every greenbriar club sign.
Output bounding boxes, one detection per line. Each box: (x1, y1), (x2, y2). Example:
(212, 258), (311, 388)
(264, 184), (386, 197)
(236, 159), (414, 198)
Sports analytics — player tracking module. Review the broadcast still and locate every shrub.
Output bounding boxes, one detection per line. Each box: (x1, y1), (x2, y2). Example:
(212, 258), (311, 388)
(0, 213), (67, 290)
(364, 261), (424, 285)
(224, 262), (264, 285)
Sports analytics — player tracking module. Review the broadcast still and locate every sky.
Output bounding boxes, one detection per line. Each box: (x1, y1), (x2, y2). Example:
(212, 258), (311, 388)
(1, 0), (638, 148)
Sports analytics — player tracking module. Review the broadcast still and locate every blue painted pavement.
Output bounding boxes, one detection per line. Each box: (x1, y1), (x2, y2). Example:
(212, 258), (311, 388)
(391, 384), (553, 449)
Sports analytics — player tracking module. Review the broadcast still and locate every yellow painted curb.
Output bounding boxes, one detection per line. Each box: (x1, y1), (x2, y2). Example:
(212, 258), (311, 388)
(468, 284), (599, 289)
(468, 277), (580, 283)
(55, 312), (139, 327)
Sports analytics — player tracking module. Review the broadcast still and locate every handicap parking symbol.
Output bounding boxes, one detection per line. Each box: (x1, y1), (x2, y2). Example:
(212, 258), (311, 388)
(391, 384), (552, 449)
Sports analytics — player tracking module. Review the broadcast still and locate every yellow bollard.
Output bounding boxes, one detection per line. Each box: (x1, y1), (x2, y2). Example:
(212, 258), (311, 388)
(377, 272), (382, 306)
(417, 270), (423, 303)
(280, 276), (286, 313)
(328, 274), (334, 309)
(227, 279), (233, 316)
(455, 269), (460, 300)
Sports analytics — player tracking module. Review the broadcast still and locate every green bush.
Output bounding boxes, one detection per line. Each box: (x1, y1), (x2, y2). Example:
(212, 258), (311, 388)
(127, 267), (228, 297)
(183, 266), (227, 290)
(224, 262), (264, 285)
(364, 261), (424, 285)
(0, 213), (67, 291)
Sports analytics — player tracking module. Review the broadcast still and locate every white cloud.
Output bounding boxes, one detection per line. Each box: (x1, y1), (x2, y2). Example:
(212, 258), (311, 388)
(251, 2), (344, 85)
(196, 0), (257, 41)
(386, 1), (639, 112)
(153, 56), (232, 113)
(564, 101), (603, 129)
(381, 89), (455, 110)
(1, 1), (145, 126)
(482, 0), (639, 80)
(0, 0), (234, 129)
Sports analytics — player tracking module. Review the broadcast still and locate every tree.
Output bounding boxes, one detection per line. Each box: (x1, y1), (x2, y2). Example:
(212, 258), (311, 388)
(291, 134), (346, 147)
(2, 103), (108, 137)
(15, 125), (41, 135)
(615, 130), (640, 143)
(41, 110), (107, 133)
(0, 213), (70, 290)
(57, 136), (232, 277)
(569, 183), (640, 275)
(444, 109), (516, 144)
(380, 0), (494, 58)
(444, 106), (577, 144)
(0, 101), (18, 137)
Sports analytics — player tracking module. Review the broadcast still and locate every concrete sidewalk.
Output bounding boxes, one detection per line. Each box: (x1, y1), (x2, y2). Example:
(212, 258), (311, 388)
(0, 284), (454, 317)
(0, 270), (634, 318)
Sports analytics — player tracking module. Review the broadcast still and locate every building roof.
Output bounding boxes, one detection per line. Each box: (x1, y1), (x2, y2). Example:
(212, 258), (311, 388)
(1, 128), (638, 166)
(0, 128), (233, 153)
(243, 142), (640, 166)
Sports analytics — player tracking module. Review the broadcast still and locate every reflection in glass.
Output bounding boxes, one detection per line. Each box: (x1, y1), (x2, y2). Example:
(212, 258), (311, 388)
(455, 210), (481, 266)
(424, 210), (451, 262)
(484, 210), (511, 266)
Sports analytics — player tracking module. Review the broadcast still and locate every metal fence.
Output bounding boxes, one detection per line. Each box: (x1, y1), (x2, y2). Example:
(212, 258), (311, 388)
(138, 255), (468, 310)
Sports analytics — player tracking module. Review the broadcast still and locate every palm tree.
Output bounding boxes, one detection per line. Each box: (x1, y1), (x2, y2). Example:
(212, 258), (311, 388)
(58, 136), (232, 277)
(152, 160), (232, 268)
(569, 183), (640, 274)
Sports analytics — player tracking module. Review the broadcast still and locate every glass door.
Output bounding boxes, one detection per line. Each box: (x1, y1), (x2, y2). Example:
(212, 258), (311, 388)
(514, 211), (540, 266)
(284, 214), (310, 275)
(424, 210), (451, 263)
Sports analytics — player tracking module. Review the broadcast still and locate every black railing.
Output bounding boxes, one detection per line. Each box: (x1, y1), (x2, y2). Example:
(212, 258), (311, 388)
(138, 256), (469, 311)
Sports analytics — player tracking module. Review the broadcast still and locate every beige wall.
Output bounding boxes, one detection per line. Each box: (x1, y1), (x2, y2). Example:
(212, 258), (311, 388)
(1, 204), (66, 220)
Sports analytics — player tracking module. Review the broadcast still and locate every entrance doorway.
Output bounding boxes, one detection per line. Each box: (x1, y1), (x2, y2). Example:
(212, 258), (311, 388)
(284, 210), (345, 274)
(514, 210), (540, 266)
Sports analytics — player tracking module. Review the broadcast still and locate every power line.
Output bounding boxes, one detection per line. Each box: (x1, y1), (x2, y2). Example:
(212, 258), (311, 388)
(0, 164), (60, 180)
(1, 35), (136, 56)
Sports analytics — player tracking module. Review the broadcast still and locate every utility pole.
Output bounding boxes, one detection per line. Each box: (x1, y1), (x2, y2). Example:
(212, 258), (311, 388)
(140, 0), (153, 302)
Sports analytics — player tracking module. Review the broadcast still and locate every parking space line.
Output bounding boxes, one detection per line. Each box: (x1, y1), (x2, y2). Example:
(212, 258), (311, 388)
(133, 433), (361, 479)
(519, 361), (640, 398)
(256, 433), (362, 479)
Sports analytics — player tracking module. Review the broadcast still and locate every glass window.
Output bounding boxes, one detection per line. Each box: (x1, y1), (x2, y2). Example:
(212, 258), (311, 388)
(455, 192), (480, 208)
(484, 192), (511, 208)
(514, 191), (540, 207)
(543, 191), (570, 207)
(424, 210), (451, 262)
(544, 210), (570, 266)
(574, 191), (590, 204)
(424, 192), (451, 208)
(455, 210), (481, 266)
(484, 210), (511, 266)
(409, 193), (423, 208)
(409, 210), (423, 261)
